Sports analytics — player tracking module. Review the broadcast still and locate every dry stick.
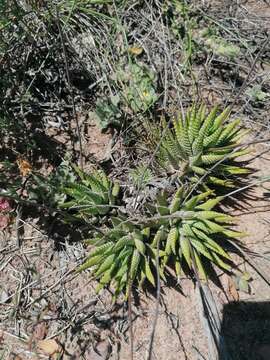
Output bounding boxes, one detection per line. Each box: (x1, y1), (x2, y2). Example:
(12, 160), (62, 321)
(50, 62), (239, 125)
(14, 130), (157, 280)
(197, 10), (253, 56)
(14, 175), (31, 247)
(127, 283), (134, 360)
(15, 205), (22, 247)
(55, 9), (83, 170)
(224, 175), (270, 199)
(147, 234), (161, 360)
(229, 33), (270, 108)
(196, 284), (231, 360)
(1, 265), (73, 304)
(211, 136), (270, 150)
(132, 5), (185, 210)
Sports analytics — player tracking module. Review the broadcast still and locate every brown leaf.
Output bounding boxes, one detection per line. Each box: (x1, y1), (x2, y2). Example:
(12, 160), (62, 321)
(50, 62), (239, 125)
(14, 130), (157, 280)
(128, 46), (143, 55)
(37, 339), (61, 356)
(227, 277), (239, 301)
(16, 158), (32, 177)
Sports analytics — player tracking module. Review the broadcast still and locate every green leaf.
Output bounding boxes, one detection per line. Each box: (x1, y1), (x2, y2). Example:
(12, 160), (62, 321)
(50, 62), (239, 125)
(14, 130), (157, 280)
(78, 255), (104, 272)
(190, 238), (214, 261)
(134, 237), (146, 255)
(113, 235), (133, 251)
(194, 249), (207, 281)
(181, 235), (192, 268)
(196, 196), (224, 211)
(129, 249), (141, 282)
(143, 258), (155, 286)
(170, 197), (181, 214)
(95, 254), (116, 277)
(166, 227), (179, 255)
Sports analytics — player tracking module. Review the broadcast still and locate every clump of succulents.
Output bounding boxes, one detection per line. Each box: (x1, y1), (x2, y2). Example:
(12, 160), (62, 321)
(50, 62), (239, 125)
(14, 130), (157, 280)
(61, 104), (249, 299)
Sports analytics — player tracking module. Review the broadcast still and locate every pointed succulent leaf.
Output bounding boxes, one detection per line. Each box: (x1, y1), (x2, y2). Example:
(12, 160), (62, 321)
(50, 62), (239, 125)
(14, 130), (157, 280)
(194, 249), (207, 281)
(196, 196), (224, 211)
(95, 254), (116, 277)
(180, 234), (192, 268)
(143, 258), (155, 286)
(151, 228), (164, 247)
(134, 237), (146, 255)
(166, 227), (179, 255)
(113, 235), (133, 252)
(129, 249), (141, 282)
(141, 227), (151, 238)
(170, 197), (181, 214)
(211, 252), (231, 271)
(211, 107), (231, 131)
(192, 228), (231, 259)
(78, 255), (104, 272)
(204, 127), (223, 148)
(190, 238), (215, 261)
(216, 119), (241, 145)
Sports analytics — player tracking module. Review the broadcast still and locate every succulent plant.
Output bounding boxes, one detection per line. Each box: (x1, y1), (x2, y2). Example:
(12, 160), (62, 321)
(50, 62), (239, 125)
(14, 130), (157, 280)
(155, 187), (244, 280)
(79, 218), (164, 298)
(158, 104), (250, 188)
(61, 167), (120, 218)
(118, 62), (158, 113)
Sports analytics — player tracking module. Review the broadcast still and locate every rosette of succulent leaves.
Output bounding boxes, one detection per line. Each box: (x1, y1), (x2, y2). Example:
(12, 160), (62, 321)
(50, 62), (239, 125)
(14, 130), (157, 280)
(61, 104), (250, 301)
(157, 104), (250, 189)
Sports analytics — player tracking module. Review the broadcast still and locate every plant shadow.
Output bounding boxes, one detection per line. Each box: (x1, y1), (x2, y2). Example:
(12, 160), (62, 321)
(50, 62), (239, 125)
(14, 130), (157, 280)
(263, 191), (270, 199)
(219, 301), (270, 360)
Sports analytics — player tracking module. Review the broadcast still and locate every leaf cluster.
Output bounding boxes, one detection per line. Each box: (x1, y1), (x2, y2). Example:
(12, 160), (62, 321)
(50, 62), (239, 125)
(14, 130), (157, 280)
(158, 104), (250, 188)
(61, 105), (251, 299)
(118, 63), (158, 113)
